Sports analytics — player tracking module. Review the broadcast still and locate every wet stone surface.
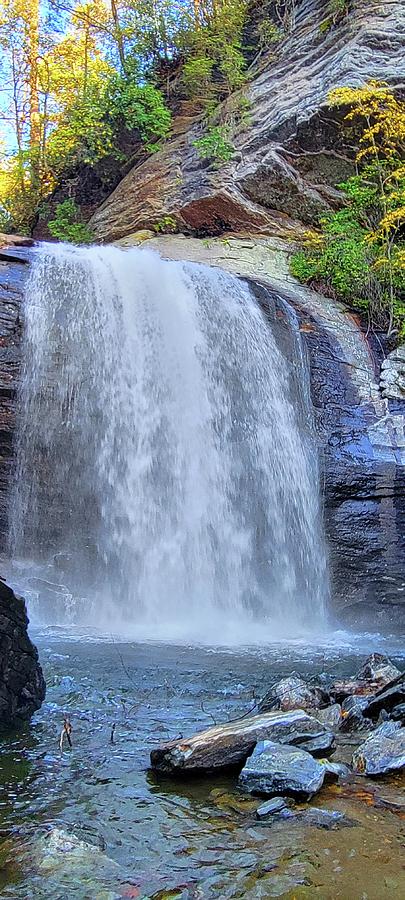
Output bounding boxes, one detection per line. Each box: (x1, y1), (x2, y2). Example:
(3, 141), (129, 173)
(0, 635), (404, 899)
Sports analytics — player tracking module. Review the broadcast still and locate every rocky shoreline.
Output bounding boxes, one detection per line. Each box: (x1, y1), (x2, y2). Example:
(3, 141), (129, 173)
(151, 653), (405, 821)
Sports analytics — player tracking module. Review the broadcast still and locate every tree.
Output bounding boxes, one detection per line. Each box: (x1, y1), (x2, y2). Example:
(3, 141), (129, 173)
(291, 82), (405, 339)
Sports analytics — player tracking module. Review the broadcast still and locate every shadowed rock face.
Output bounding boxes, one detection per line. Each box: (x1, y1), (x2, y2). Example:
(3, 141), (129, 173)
(0, 579), (45, 730)
(89, 0), (404, 243)
(0, 245), (30, 541)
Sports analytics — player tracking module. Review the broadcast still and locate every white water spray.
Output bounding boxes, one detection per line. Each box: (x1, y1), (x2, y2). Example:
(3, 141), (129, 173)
(9, 244), (328, 642)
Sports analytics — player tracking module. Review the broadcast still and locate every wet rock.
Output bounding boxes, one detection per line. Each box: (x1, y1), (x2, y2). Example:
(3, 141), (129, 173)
(313, 704), (342, 730)
(356, 654), (401, 686)
(330, 655), (401, 704)
(256, 797), (289, 819)
(340, 695), (372, 733)
(390, 703), (405, 724)
(363, 672), (405, 720)
(286, 807), (356, 830)
(260, 675), (329, 713)
(352, 722), (405, 776)
(319, 759), (351, 781)
(0, 579), (46, 730)
(150, 709), (335, 774)
(239, 740), (325, 799)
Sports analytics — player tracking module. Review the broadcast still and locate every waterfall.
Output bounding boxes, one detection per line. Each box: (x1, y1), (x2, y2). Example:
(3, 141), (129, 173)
(8, 243), (328, 642)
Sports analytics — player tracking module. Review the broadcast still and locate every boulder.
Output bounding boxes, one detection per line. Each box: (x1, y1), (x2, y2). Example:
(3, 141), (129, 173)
(260, 675), (329, 713)
(356, 654), (401, 685)
(340, 695), (372, 733)
(390, 704), (405, 724)
(352, 722), (405, 776)
(319, 760), (351, 781)
(313, 704), (342, 730)
(150, 709), (335, 774)
(239, 740), (325, 799)
(330, 655), (402, 704)
(0, 579), (46, 730)
(363, 673), (405, 721)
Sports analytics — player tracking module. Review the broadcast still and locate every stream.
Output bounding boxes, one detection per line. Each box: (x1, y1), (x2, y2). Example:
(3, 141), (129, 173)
(1, 634), (404, 899)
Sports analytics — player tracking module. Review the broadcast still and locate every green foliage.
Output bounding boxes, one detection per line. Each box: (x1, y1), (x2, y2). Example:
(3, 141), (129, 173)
(152, 215), (177, 233)
(193, 125), (235, 165)
(107, 78), (172, 153)
(257, 19), (282, 50)
(48, 200), (94, 244)
(290, 82), (405, 338)
(182, 0), (248, 99)
(182, 57), (215, 99)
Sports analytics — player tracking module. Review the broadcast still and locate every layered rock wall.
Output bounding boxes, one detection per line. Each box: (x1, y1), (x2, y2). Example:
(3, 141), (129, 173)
(90, 0), (405, 243)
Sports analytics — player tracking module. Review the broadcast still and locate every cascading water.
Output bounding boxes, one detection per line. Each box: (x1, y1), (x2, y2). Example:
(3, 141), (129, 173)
(8, 243), (328, 642)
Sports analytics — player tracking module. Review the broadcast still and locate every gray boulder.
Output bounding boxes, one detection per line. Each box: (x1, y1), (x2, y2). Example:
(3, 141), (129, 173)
(363, 673), (405, 720)
(313, 704), (342, 730)
(352, 722), (405, 776)
(260, 675), (329, 713)
(340, 695), (372, 733)
(0, 579), (46, 730)
(239, 740), (325, 799)
(356, 654), (401, 685)
(150, 708), (335, 774)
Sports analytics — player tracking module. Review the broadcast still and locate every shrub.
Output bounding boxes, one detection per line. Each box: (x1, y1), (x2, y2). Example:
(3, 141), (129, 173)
(193, 125), (235, 165)
(48, 200), (94, 244)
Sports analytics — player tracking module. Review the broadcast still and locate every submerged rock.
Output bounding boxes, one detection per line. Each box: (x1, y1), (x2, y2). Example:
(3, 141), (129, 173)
(150, 709), (335, 774)
(352, 722), (405, 776)
(0, 579), (46, 730)
(260, 675), (329, 713)
(287, 807), (355, 830)
(239, 740), (325, 799)
(256, 797), (289, 819)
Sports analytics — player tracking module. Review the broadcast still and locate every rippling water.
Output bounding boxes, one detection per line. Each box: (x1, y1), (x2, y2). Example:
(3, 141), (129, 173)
(0, 636), (404, 899)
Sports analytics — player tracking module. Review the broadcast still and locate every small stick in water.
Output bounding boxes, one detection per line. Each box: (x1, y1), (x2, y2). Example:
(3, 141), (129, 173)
(60, 716), (73, 751)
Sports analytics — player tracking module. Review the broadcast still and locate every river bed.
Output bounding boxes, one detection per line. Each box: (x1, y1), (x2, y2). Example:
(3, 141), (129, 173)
(0, 633), (404, 899)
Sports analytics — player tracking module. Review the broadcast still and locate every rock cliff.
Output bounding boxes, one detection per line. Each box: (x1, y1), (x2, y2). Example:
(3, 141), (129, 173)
(90, 0), (404, 242)
(0, 578), (45, 731)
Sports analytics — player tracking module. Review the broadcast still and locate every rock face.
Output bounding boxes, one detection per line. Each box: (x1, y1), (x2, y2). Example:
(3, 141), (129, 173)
(0, 579), (45, 730)
(0, 244), (30, 542)
(150, 709), (335, 774)
(380, 346), (405, 401)
(90, 0), (404, 243)
(239, 740), (325, 799)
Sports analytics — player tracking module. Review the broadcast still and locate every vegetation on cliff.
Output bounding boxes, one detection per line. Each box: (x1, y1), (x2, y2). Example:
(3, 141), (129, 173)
(291, 83), (405, 339)
(0, 0), (352, 237)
